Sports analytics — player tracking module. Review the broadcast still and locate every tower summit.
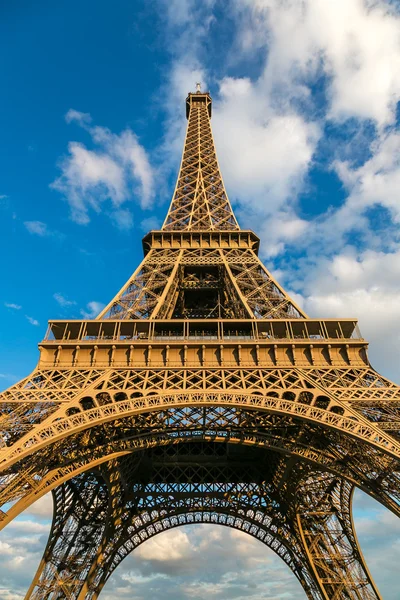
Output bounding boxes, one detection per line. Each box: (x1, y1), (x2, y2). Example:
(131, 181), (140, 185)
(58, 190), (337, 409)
(1, 91), (400, 600)
(166, 89), (237, 231)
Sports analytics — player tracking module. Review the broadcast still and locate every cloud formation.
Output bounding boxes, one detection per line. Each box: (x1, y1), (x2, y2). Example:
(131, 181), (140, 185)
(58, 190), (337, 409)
(25, 316), (39, 326)
(80, 300), (105, 319)
(24, 221), (49, 236)
(235, 0), (400, 126)
(52, 111), (155, 228)
(23, 221), (63, 240)
(214, 77), (320, 213)
(101, 525), (305, 599)
(53, 293), (76, 308)
(4, 303), (22, 310)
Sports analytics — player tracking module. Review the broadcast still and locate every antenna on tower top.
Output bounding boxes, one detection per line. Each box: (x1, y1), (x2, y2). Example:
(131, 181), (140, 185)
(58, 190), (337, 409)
(195, 82), (201, 93)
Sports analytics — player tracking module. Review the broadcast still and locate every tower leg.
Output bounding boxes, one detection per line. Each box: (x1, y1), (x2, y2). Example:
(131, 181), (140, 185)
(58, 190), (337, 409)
(295, 473), (382, 600)
(25, 472), (109, 600)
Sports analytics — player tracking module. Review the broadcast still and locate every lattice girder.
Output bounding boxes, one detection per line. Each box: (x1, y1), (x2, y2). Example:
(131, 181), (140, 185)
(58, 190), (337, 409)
(26, 449), (320, 600)
(26, 472), (109, 600)
(2, 369), (400, 469)
(26, 447), (381, 600)
(97, 245), (306, 320)
(294, 474), (381, 600)
(1, 395), (400, 535)
(1, 89), (400, 599)
(162, 93), (239, 232)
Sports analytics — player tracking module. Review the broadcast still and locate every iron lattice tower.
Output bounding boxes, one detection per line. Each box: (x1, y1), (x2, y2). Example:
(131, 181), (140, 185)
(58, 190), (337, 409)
(1, 90), (400, 600)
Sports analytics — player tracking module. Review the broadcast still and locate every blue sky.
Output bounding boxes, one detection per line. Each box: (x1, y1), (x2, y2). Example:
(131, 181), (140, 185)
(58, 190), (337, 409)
(1, 0), (400, 598)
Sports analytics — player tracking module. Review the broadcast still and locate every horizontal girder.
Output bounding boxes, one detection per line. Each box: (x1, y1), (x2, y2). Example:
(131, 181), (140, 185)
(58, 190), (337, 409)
(1, 398), (400, 535)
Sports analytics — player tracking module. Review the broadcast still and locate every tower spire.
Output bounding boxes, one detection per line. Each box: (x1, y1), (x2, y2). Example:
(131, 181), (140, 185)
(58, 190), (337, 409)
(96, 89), (306, 321)
(162, 90), (239, 231)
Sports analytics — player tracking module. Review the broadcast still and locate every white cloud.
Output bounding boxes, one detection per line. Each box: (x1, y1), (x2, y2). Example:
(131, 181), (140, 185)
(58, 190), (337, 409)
(4, 303), (21, 310)
(24, 494), (53, 519)
(214, 77), (319, 211)
(333, 129), (400, 229)
(6, 520), (50, 535)
(23, 221), (63, 240)
(53, 293), (76, 308)
(236, 0), (400, 127)
(110, 208), (134, 231)
(158, 0), (216, 60)
(91, 127), (154, 209)
(161, 0), (216, 27)
(103, 524), (300, 595)
(0, 511), (51, 599)
(25, 316), (40, 326)
(24, 221), (48, 236)
(80, 301), (105, 319)
(65, 108), (92, 126)
(0, 589), (24, 600)
(52, 112), (155, 226)
(0, 541), (14, 556)
(292, 248), (400, 382)
(159, 0), (400, 254)
(140, 215), (162, 232)
(135, 529), (192, 562)
(52, 142), (125, 224)
(242, 209), (310, 258)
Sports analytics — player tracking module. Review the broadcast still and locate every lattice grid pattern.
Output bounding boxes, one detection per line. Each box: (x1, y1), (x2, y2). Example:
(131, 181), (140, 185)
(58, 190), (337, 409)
(0, 90), (399, 599)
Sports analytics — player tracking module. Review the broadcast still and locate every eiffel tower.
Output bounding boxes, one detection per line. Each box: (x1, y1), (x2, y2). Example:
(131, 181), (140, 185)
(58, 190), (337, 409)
(1, 88), (400, 600)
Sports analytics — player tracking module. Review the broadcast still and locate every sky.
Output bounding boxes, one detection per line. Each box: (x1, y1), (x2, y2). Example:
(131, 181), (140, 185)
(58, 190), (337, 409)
(1, 0), (400, 597)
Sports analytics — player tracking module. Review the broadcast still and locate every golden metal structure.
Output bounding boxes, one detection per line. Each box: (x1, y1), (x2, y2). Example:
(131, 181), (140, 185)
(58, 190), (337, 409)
(1, 90), (400, 599)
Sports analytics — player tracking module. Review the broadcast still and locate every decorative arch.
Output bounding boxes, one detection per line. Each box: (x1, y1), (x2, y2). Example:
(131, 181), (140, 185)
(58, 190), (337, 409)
(24, 443), (380, 600)
(0, 391), (398, 599)
(1, 391), (400, 530)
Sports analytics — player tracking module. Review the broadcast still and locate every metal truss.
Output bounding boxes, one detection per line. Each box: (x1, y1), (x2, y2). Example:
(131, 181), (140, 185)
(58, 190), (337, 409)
(25, 473), (109, 599)
(294, 473), (380, 600)
(162, 92), (239, 232)
(1, 89), (399, 598)
(97, 247), (306, 320)
(25, 448), (380, 600)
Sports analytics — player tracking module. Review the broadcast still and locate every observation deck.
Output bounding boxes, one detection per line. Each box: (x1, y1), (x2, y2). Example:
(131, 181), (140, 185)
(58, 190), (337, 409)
(39, 318), (367, 370)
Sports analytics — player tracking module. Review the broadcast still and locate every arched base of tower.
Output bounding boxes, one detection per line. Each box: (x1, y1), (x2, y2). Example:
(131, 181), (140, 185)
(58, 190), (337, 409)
(25, 444), (381, 600)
